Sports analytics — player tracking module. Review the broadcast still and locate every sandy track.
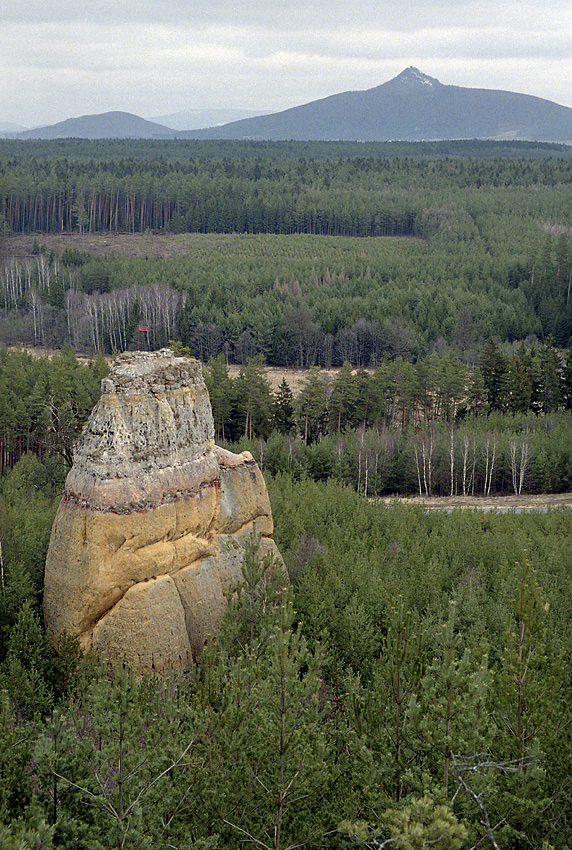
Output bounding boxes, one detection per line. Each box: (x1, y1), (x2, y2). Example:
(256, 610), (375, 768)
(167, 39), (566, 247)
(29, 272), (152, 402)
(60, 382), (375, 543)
(378, 493), (572, 511)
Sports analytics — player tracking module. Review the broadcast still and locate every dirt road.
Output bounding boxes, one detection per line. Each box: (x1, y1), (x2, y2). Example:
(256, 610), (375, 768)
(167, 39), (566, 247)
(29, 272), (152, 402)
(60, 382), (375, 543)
(378, 493), (572, 511)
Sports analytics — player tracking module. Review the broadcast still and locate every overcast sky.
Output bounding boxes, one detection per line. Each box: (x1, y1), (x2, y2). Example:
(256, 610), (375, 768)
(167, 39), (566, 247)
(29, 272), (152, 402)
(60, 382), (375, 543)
(2, 0), (571, 128)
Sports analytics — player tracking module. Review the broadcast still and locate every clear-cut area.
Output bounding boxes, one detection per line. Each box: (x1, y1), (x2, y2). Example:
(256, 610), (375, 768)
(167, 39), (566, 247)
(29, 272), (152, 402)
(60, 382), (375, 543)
(43, 349), (284, 674)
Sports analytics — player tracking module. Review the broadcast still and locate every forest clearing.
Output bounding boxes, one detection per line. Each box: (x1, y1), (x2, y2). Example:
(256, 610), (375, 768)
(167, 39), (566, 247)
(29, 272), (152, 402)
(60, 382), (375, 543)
(3, 230), (249, 261)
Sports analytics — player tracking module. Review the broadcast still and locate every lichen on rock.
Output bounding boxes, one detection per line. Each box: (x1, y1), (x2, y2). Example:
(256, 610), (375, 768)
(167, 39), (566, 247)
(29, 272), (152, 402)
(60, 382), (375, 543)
(44, 349), (285, 674)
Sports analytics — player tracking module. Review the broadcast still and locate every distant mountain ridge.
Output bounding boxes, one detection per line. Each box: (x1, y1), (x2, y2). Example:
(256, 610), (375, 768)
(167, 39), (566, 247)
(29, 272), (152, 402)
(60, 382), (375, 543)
(185, 68), (572, 143)
(7, 69), (572, 143)
(0, 120), (27, 135)
(16, 111), (177, 140)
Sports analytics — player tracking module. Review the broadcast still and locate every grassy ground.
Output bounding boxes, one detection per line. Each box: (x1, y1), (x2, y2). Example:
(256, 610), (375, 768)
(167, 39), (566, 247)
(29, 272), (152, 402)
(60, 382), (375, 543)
(4, 231), (214, 260)
(226, 364), (342, 394)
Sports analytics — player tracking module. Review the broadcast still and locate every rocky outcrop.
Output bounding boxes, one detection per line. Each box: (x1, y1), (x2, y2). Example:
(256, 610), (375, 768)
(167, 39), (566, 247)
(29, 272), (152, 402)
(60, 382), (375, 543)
(44, 349), (284, 674)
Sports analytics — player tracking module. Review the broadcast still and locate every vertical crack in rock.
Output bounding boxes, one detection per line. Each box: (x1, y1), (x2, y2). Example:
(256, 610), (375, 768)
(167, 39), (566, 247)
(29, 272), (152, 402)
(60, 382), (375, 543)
(44, 349), (285, 674)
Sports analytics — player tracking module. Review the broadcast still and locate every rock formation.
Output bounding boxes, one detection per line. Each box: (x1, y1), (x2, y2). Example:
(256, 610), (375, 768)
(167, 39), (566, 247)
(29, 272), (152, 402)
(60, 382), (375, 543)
(44, 349), (284, 674)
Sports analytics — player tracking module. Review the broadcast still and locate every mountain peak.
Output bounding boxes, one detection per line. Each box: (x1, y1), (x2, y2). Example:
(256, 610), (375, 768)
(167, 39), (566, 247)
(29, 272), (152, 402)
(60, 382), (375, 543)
(391, 67), (441, 88)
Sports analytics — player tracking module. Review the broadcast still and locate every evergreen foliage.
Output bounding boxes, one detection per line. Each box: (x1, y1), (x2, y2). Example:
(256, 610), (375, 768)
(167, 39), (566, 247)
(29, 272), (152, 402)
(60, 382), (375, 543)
(0, 455), (572, 846)
(2, 140), (572, 356)
(2, 139), (572, 848)
(3, 347), (572, 498)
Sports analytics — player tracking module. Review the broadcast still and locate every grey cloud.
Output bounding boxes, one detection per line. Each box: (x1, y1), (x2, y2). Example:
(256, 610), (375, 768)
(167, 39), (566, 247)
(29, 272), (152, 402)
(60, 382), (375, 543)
(2, 0), (572, 125)
(2, 0), (567, 28)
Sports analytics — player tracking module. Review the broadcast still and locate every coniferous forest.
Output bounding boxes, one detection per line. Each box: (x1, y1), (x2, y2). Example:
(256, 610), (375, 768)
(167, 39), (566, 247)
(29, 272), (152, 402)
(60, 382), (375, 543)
(1, 139), (572, 849)
(2, 139), (572, 358)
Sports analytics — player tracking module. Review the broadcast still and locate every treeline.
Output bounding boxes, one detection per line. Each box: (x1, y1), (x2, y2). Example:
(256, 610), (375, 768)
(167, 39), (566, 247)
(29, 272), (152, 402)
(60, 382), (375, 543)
(3, 345), (572, 496)
(238, 412), (572, 497)
(202, 339), (572, 438)
(3, 143), (572, 236)
(3, 138), (572, 163)
(2, 460), (572, 848)
(209, 347), (571, 497)
(201, 353), (572, 497)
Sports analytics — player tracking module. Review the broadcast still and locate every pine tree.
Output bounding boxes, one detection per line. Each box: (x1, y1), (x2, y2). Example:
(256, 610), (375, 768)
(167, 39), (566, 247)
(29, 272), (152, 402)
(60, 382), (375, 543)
(414, 603), (492, 800)
(204, 353), (233, 441)
(538, 336), (562, 413)
(49, 666), (195, 850)
(234, 356), (273, 440)
(481, 338), (508, 412)
(0, 690), (35, 827)
(489, 559), (567, 849)
(226, 600), (329, 850)
(191, 539), (328, 849)
(328, 361), (357, 433)
(339, 795), (468, 850)
(295, 367), (327, 444)
(273, 378), (295, 435)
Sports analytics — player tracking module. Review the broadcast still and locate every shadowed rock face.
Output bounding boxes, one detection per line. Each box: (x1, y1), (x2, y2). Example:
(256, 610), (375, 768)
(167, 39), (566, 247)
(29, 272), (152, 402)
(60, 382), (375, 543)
(44, 349), (284, 674)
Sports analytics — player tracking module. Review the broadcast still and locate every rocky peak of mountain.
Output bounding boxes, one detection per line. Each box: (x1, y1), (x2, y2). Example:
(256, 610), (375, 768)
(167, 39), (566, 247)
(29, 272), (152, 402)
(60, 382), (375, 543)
(388, 67), (441, 89)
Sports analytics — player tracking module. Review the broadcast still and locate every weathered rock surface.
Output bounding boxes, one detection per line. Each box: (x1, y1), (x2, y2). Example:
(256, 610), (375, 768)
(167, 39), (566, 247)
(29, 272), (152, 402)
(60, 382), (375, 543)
(44, 349), (284, 674)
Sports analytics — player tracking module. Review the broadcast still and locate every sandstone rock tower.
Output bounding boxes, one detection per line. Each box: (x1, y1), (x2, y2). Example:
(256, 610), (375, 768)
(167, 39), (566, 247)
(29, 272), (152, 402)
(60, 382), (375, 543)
(44, 349), (283, 674)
